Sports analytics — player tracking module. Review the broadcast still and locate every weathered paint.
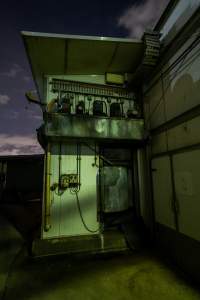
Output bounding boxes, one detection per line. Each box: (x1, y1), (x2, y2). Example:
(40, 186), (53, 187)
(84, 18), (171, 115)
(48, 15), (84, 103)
(22, 32), (143, 100)
(144, 30), (200, 130)
(44, 114), (144, 141)
(143, 8), (200, 247)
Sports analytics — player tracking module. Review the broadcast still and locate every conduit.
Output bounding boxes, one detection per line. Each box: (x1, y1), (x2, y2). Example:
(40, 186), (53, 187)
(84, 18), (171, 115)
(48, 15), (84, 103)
(44, 143), (51, 231)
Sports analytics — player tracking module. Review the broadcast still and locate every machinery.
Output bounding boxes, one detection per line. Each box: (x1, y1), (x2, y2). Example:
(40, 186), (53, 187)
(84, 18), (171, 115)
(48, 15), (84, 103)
(22, 31), (160, 256)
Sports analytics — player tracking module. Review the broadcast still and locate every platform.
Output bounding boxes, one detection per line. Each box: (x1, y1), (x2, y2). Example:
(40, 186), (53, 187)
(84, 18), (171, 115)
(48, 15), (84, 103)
(32, 229), (128, 257)
(42, 114), (144, 141)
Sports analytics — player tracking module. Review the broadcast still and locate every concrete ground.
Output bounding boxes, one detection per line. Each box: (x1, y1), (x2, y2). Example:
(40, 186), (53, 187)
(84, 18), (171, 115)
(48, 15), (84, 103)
(0, 214), (200, 300)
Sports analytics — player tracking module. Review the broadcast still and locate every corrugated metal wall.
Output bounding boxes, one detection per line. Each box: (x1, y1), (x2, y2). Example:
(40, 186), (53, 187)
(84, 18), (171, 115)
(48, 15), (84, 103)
(140, 14), (200, 281)
(142, 26), (200, 242)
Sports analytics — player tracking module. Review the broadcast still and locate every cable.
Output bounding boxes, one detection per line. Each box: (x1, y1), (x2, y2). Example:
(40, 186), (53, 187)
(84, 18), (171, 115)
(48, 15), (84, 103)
(146, 30), (200, 93)
(162, 33), (200, 78)
(145, 34), (200, 128)
(71, 143), (99, 233)
(82, 142), (113, 166)
(76, 143), (81, 191)
(144, 32), (200, 96)
(170, 47), (200, 78)
(146, 50), (187, 128)
(70, 189), (99, 233)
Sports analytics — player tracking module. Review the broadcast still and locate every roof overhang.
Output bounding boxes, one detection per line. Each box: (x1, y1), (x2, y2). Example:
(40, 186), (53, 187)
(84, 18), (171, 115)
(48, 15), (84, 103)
(22, 31), (144, 99)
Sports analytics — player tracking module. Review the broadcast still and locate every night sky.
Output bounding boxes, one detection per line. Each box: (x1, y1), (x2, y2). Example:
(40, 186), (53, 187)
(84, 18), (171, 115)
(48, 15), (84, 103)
(0, 0), (169, 155)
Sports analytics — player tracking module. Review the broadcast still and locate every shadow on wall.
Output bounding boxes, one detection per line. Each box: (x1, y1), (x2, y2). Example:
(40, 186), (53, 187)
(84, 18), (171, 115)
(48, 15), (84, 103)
(147, 72), (200, 127)
(165, 72), (200, 118)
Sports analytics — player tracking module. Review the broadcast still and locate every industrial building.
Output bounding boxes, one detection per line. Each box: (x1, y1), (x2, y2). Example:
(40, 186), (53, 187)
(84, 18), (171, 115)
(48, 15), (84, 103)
(0, 0), (200, 299)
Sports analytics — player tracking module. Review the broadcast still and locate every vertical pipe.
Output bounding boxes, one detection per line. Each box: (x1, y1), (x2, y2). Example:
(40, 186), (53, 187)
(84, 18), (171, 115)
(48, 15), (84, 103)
(132, 150), (140, 217)
(44, 143), (51, 231)
(58, 142), (62, 186)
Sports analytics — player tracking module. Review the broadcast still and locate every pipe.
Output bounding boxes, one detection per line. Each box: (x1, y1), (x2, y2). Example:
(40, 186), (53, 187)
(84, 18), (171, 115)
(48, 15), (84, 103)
(44, 143), (51, 231)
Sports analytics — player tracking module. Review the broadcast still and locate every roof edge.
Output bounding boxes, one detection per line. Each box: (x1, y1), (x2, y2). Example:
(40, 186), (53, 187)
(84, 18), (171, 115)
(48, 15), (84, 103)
(21, 31), (142, 44)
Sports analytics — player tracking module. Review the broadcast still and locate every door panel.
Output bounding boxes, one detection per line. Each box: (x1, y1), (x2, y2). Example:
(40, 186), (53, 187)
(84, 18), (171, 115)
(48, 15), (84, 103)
(60, 143), (99, 236)
(43, 143), (99, 239)
(173, 149), (200, 241)
(152, 156), (176, 229)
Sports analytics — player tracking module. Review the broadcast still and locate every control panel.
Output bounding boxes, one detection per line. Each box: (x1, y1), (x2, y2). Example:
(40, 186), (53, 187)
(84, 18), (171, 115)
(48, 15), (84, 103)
(60, 174), (79, 189)
(46, 78), (140, 119)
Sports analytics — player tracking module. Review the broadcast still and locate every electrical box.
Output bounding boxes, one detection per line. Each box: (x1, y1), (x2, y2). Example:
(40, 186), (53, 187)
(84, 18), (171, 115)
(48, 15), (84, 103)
(60, 174), (79, 189)
(105, 73), (124, 85)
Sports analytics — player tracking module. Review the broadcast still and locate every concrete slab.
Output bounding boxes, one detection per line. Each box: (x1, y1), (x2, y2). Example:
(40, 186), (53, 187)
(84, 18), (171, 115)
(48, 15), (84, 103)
(0, 214), (24, 300)
(0, 214), (200, 300)
(32, 230), (128, 257)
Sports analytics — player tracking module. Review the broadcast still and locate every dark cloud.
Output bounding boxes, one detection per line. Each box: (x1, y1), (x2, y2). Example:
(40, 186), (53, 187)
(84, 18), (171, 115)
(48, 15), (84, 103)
(0, 134), (43, 155)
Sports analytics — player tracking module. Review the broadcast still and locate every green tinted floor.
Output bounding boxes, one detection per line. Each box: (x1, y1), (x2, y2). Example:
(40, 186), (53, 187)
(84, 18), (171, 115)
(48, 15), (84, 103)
(1, 215), (200, 300)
